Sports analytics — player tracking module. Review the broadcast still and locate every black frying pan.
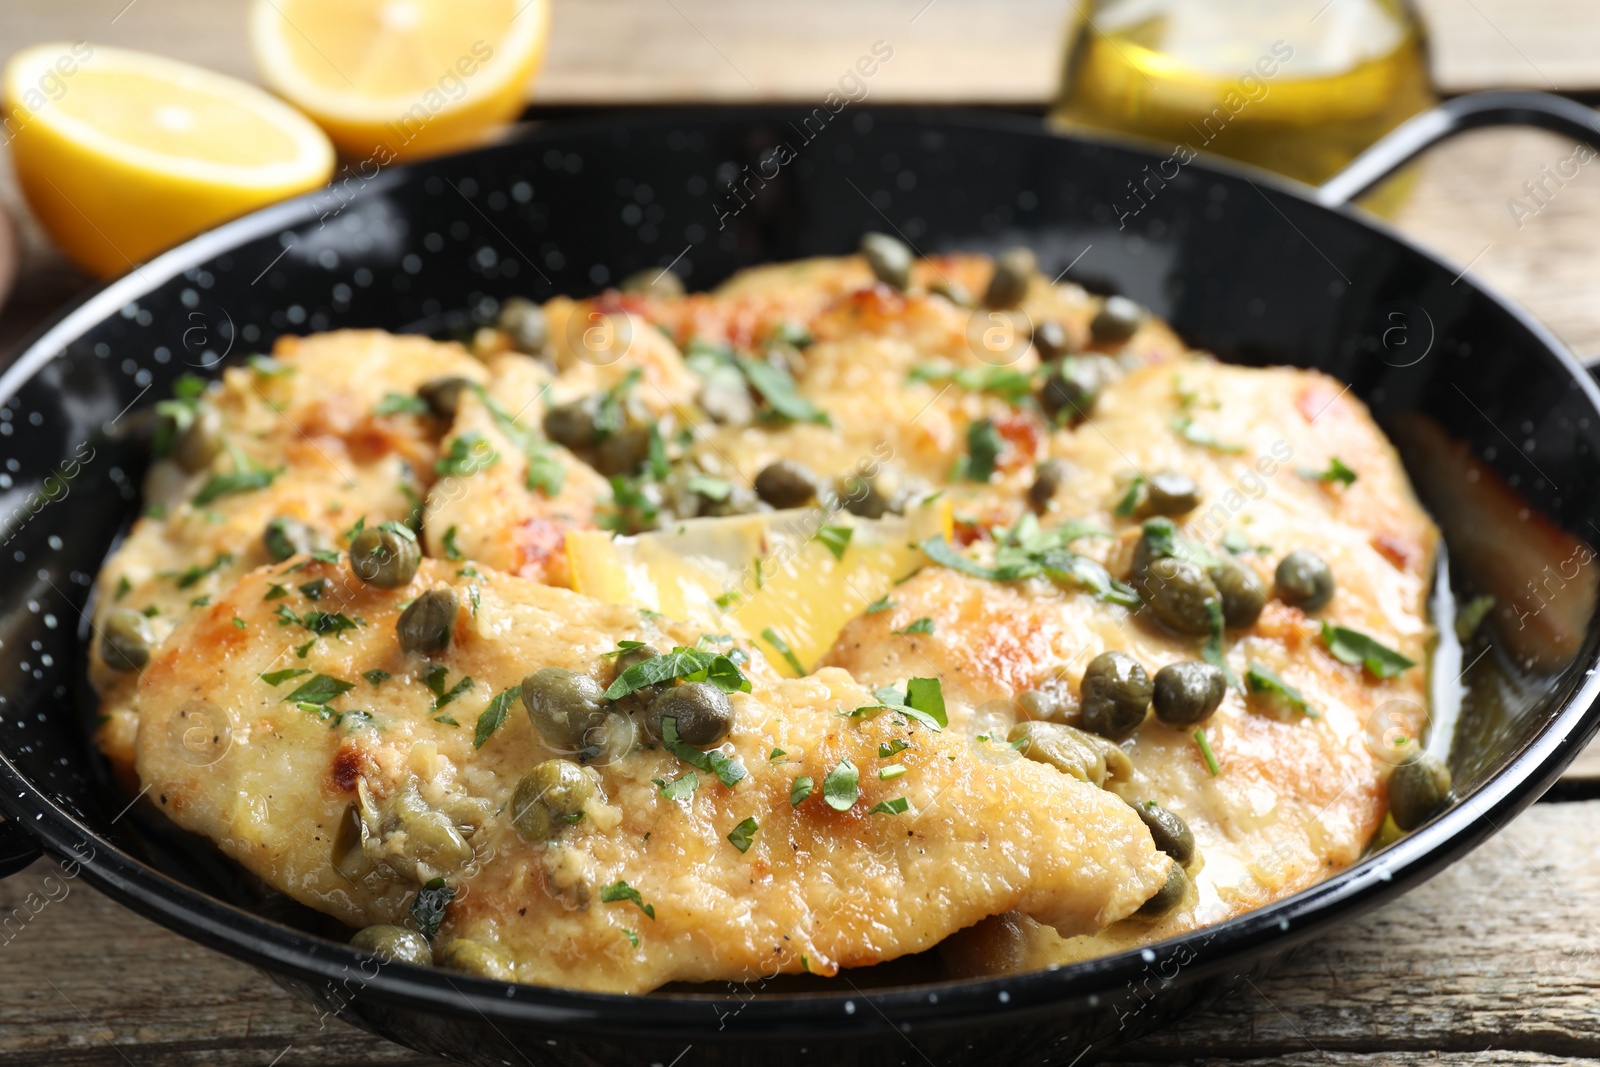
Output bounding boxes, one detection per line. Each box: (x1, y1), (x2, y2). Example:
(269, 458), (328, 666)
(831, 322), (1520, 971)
(1, 93), (1599, 1066)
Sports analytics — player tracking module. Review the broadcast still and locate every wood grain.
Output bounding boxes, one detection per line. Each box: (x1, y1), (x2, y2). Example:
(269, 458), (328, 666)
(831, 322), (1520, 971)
(0, 800), (1595, 1064)
(0, 0), (1597, 105)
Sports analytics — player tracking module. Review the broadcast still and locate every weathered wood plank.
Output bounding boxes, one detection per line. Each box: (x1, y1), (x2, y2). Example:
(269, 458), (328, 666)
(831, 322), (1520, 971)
(0, 801), (1597, 1064)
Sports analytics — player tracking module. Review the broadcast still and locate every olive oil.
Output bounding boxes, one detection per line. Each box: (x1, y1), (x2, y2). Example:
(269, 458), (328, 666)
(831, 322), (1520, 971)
(1051, 0), (1435, 204)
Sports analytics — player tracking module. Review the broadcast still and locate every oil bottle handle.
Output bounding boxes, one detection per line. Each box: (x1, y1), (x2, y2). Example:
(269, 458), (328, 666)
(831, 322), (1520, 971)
(1317, 91), (1600, 208)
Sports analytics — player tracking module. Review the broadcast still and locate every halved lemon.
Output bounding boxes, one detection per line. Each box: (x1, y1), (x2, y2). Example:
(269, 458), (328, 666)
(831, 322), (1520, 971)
(569, 504), (950, 678)
(249, 0), (551, 161)
(4, 44), (336, 278)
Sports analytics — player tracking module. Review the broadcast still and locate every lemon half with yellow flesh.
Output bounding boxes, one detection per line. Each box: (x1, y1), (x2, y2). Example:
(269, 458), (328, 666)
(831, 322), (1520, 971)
(249, 0), (552, 161)
(3, 44), (335, 278)
(569, 504), (950, 678)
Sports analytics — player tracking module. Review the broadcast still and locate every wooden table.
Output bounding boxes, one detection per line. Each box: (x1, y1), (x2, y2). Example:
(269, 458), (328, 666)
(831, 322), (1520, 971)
(3, 2), (1600, 1063)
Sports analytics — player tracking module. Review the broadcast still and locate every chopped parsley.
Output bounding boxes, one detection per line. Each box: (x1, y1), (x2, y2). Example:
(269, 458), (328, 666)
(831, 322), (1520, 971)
(409, 877), (455, 939)
(893, 617), (934, 636)
(727, 817), (759, 853)
(1299, 457), (1358, 486)
(282, 673), (355, 706)
(1245, 662), (1318, 717)
(907, 362), (1035, 404)
(473, 684), (521, 748)
(1114, 475), (1146, 518)
(957, 417), (1004, 482)
(822, 759), (860, 811)
(878, 764), (907, 780)
(760, 627), (807, 675)
(600, 880), (656, 920)
(435, 431), (499, 477)
(1202, 599), (1240, 690)
(858, 677), (948, 732)
(603, 646), (750, 700)
(661, 716), (747, 788)
(193, 453), (283, 506)
(624, 929), (639, 948)
(735, 355), (830, 425)
(1193, 728), (1221, 777)
(374, 392), (430, 416)
(166, 551), (234, 589)
(424, 665), (475, 711)
(259, 668), (311, 686)
(865, 595), (896, 615)
(816, 524), (853, 561)
(1320, 623), (1415, 679)
(790, 776), (814, 806)
(1170, 415), (1244, 453)
(920, 516), (1135, 608)
(868, 797), (909, 815)
(653, 772), (699, 802)
(442, 525), (464, 561)
(878, 739), (910, 758)
(362, 668), (391, 687)
(114, 576), (131, 600)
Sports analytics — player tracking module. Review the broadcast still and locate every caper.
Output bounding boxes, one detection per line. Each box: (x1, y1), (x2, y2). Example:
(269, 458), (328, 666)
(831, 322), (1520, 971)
(263, 516), (317, 562)
(1008, 720), (1131, 787)
(1079, 651), (1152, 741)
(417, 376), (473, 421)
(1028, 459), (1069, 513)
(1143, 470), (1200, 516)
(1090, 295), (1145, 345)
(1038, 358), (1105, 423)
(1143, 556), (1222, 636)
(1151, 661), (1226, 727)
(397, 588), (459, 655)
(391, 789), (474, 871)
(861, 232), (913, 291)
(1275, 550), (1335, 612)
(647, 681), (734, 747)
(350, 523), (421, 588)
(543, 397), (599, 450)
(837, 474), (892, 519)
(1015, 678), (1074, 723)
(1130, 517), (1181, 588)
(929, 277), (974, 307)
(101, 608), (154, 672)
(619, 267), (685, 300)
(1136, 862), (1188, 917)
(983, 247), (1036, 309)
(498, 297), (549, 354)
(1209, 556), (1267, 629)
(511, 759), (597, 840)
(172, 405), (223, 473)
(1389, 753), (1452, 831)
(435, 938), (516, 981)
(755, 459), (820, 509)
(350, 924), (433, 966)
(593, 425), (652, 476)
(520, 667), (609, 748)
(1129, 799), (1195, 865)
(1031, 320), (1072, 361)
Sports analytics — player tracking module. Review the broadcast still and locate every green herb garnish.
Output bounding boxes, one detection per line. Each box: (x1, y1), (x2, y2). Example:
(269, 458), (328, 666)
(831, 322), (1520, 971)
(727, 817), (759, 853)
(760, 627), (807, 675)
(600, 880), (655, 919)
(473, 684), (521, 748)
(822, 758), (860, 811)
(1320, 623), (1415, 679)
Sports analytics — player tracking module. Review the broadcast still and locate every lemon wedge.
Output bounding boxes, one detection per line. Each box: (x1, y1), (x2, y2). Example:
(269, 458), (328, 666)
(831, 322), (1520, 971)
(3, 44), (335, 278)
(569, 504), (951, 677)
(249, 0), (551, 161)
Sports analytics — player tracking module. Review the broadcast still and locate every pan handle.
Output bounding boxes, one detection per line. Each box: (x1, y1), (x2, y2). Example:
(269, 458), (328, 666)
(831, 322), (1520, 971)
(0, 815), (43, 878)
(1317, 90), (1600, 207)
